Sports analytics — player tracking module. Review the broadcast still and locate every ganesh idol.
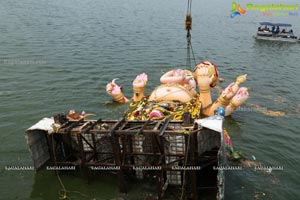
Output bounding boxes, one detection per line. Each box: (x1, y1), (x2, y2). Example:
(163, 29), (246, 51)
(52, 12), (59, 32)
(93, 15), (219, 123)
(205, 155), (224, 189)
(106, 61), (249, 118)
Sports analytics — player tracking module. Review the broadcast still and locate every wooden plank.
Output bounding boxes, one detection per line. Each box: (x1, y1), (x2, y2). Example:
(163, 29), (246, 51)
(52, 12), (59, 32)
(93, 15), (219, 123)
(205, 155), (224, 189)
(159, 118), (171, 136)
(136, 118), (151, 135)
(109, 118), (126, 193)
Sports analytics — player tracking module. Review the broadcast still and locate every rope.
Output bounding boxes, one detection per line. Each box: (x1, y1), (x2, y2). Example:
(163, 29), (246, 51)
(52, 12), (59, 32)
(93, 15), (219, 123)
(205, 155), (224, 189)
(187, 0), (192, 15)
(185, 0), (197, 70)
(51, 134), (94, 200)
(57, 173), (68, 200)
(186, 33), (191, 70)
(51, 134), (67, 199)
(186, 34), (197, 70)
(189, 39), (197, 67)
(180, 127), (193, 200)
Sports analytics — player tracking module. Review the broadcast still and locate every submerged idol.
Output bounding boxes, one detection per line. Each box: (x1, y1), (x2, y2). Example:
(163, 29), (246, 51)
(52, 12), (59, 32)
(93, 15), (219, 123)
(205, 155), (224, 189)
(106, 61), (249, 119)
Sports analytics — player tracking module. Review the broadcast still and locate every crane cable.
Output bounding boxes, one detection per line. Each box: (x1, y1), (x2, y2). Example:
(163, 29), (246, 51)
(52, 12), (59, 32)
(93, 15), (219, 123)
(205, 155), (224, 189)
(185, 0), (196, 70)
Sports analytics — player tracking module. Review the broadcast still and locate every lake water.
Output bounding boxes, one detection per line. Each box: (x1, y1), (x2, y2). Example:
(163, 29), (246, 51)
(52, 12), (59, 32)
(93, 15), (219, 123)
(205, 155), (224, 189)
(1, 0), (300, 199)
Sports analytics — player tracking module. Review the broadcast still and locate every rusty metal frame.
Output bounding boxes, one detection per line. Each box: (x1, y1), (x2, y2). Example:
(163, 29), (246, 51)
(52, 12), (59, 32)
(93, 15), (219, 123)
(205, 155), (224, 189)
(43, 118), (222, 200)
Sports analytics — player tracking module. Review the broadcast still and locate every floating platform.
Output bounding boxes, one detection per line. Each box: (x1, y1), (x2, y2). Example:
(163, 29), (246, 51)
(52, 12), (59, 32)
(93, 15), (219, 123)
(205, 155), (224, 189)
(26, 116), (226, 200)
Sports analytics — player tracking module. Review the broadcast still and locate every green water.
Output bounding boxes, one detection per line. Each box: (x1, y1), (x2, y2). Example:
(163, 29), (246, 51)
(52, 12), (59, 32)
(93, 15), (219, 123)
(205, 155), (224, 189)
(1, 0), (300, 199)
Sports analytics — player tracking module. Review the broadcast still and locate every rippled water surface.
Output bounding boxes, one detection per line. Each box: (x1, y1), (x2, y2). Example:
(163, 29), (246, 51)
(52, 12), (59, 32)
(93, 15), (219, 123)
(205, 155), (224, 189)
(1, 0), (300, 199)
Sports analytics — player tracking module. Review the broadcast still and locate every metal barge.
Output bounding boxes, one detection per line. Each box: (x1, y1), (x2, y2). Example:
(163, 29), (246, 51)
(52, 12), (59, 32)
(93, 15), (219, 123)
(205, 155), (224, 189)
(26, 116), (226, 200)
